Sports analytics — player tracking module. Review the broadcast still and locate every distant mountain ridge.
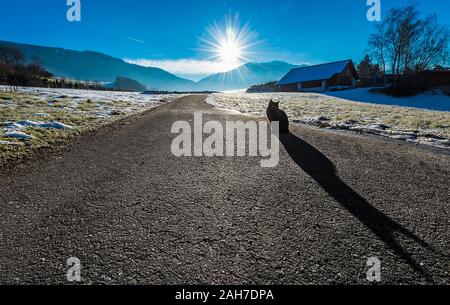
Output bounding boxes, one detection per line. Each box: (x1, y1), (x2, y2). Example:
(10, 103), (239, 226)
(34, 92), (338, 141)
(196, 61), (302, 91)
(0, 40), (195, 91)
(110, 77), (148, 92)
(0, 40), (302, 91)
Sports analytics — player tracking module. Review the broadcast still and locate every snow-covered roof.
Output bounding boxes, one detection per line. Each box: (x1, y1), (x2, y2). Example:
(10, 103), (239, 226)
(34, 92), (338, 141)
(277, 60), (354, 85)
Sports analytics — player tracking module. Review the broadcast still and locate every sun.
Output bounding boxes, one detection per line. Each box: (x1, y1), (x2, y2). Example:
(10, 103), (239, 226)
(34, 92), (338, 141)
(217, 28), (242, 63)
(200, 15), (260, 71)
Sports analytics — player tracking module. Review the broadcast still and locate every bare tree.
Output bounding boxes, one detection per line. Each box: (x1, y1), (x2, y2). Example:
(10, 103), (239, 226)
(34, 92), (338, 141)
(0, 46), (24, 65)
(410, 15), (449, 71)
(369, 24), (387, 83)
(369, 2), (449, 86)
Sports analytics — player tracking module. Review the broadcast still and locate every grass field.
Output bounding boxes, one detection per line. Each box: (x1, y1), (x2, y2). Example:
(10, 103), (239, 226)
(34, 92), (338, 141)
(0, 87), (183, 165)
(207, 92), (450, 149)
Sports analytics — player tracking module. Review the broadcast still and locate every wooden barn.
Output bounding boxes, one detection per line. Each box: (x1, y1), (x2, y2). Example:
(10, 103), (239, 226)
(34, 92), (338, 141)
(277, 60), (359, 92)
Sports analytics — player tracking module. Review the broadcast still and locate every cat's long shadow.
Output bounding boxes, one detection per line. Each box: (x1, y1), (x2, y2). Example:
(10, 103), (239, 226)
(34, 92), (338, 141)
(279, 132), (435, 280)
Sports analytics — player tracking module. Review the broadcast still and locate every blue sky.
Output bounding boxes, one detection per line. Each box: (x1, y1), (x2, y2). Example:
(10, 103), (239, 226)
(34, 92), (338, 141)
(1, 0), (449, 80)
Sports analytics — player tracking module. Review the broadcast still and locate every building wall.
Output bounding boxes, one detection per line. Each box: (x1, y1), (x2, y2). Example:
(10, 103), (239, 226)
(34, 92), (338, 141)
(301, 80), (323, 89)
(278, 83), (298, 92)
(279, 80), (324, 92)
(278, 65), (358, 92)
(328, 67), (355, 87)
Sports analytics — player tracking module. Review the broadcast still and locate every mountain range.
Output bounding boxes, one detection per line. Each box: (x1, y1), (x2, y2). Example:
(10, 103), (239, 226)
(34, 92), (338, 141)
(196, 61), (300, 91)
(0, 40), (195, 91)
(0, 40), (300, 91)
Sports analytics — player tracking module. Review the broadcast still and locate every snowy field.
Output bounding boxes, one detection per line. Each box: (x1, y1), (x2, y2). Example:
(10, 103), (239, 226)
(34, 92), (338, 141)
(207, 90), (450, 149)
(0, 86), (184, 162)
(325, 87), (450, 112)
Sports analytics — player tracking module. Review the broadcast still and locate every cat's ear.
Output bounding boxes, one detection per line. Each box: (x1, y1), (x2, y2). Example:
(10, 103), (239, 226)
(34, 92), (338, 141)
(275, 102), (280, 106)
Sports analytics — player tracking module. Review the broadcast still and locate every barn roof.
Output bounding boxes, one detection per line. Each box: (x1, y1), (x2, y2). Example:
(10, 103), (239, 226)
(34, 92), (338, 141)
(277, 60), (356, 85)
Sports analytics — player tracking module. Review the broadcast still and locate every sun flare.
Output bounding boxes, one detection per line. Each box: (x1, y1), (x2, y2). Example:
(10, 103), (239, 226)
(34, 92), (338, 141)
(200, 16), (259, 72)
(217, 28), (242, 63)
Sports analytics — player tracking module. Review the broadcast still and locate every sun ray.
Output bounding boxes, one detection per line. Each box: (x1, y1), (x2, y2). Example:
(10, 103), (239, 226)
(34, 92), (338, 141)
(198, 15), (261, 72)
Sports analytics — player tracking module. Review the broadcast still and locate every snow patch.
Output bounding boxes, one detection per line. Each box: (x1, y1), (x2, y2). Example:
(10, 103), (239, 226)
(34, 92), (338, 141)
(325, 87), (450, 112)
(3, 120), (73, 131)
(2, 120), (73, 141)
(0, 140), (23, 146)
(39, 122), (73, 129)
(5, 131), (33, 140)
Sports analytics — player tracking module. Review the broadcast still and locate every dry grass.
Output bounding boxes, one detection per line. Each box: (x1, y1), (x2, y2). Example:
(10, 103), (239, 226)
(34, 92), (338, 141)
(0, 89), (177, 165)
(207, 92), (450, 141)
(0, 92), (106, 164)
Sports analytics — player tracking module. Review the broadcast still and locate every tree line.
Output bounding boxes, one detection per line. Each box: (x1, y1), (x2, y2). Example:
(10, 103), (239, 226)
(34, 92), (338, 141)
(357, 2), (449, 95)
(0, 46), (122, 91)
